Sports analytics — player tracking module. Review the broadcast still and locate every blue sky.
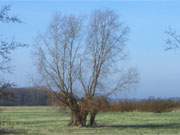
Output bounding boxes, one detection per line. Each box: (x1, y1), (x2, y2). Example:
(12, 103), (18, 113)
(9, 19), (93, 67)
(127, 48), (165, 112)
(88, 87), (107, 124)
(1, 0), (180, 98)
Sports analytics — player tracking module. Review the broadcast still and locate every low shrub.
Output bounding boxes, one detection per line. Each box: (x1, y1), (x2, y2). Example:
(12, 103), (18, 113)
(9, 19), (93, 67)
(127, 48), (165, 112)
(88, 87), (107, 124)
(109, 98), (180, 113)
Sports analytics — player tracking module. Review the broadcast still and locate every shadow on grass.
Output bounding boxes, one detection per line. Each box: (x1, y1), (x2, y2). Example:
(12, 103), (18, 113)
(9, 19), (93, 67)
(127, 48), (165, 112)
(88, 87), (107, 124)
(98, 123), (180, 129)
(0, 128), (25, 135)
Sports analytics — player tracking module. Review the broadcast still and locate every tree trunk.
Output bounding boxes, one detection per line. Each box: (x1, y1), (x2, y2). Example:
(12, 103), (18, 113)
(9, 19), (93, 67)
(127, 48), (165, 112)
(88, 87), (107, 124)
(68, 110), (88, 127)
(89, 112), (97, 127)
(81, 111), (88, 126)
(67, 97), (98, 127)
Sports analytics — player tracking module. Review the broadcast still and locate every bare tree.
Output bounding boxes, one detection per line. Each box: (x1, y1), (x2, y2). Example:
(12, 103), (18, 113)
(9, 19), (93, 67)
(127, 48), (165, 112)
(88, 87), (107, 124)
(0, 5), (24, 73)
(35, 10), (138, 127)
(0, 5), (25, 91)
(165, 27), (180, 50)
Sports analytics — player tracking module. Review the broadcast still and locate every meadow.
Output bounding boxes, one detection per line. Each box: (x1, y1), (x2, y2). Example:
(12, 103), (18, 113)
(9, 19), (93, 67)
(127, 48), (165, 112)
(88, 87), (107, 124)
(0, 107), (180, 135)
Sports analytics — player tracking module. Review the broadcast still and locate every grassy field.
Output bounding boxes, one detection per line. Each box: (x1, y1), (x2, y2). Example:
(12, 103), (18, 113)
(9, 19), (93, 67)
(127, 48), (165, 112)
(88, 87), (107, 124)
(0, 107), (180, 135)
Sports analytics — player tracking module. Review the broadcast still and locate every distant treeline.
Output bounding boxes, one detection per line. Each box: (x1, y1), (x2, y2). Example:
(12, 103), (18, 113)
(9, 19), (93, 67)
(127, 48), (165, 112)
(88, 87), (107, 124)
(0, 88), (50, 106)
(1, 87), (180, 113)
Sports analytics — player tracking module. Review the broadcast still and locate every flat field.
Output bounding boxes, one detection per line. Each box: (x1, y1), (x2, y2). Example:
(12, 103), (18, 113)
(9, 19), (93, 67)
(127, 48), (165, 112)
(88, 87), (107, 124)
(0, 107), (180, 135)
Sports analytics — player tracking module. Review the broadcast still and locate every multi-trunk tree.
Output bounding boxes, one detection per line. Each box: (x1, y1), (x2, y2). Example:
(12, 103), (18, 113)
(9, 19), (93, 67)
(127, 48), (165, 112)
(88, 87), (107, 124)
(35, 10), (138, 127)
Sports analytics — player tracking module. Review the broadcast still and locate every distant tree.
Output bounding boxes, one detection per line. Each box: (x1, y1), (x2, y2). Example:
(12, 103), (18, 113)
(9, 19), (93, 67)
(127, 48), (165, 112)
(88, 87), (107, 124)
(35, 10), (138, 127)
(0, 82), (14, 99)
(0, 5), (25, 93)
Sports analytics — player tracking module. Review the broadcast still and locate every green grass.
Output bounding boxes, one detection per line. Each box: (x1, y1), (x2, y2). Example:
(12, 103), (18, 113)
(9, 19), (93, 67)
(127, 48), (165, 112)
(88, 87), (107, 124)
(1, 107), (180, 135)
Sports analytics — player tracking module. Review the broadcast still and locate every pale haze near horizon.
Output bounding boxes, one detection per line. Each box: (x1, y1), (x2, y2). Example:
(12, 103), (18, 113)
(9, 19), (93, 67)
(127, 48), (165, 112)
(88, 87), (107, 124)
(1, 0), (180, 99)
